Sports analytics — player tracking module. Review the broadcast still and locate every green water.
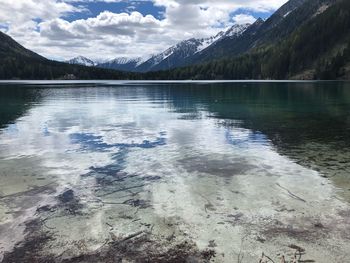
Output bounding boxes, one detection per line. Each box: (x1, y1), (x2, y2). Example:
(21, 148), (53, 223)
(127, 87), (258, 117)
(0, 81), (349, 262)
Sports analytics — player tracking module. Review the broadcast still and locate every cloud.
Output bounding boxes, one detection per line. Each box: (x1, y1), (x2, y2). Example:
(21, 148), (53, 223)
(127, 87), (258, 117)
(40, 11), (162, 39)
(153, 0), (287, 13)
(0, 0), (80, 24)
(0, 0), (288, 60)
(232, 14), (258, 25)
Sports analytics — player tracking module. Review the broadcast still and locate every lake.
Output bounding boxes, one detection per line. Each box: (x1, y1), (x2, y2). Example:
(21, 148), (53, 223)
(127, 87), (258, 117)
(0, 81), (350, 263)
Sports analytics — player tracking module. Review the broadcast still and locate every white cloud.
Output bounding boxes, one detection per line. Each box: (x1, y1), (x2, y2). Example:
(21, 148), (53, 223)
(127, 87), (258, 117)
(0, 0), (288, 61)
(0, 0), (80, 24)
(232, 14), (258, 25)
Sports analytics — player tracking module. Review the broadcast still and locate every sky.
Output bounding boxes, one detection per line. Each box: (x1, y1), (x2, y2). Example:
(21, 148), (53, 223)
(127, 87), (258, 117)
(0, 0), (288, 61)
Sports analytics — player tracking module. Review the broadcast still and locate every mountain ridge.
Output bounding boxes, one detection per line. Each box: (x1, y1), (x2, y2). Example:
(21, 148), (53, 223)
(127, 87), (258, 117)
(143, 0), (350, 80)
(0, 31), (131, 80)
(98, 57), (145, 72)
(67, 56), (96, 67)
(136, 23), (250, 72)
(96, 23), (250, 72)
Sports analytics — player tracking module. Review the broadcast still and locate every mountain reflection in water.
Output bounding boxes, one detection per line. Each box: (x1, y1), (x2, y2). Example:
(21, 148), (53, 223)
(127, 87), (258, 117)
(0, 81), (350, 263)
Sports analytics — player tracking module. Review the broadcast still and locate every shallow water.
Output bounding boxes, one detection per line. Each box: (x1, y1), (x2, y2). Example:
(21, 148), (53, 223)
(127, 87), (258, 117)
(0, 81), (350, 262)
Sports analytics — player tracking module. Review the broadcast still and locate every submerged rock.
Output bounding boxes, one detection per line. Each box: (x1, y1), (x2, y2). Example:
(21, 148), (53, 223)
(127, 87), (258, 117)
(36, 205), (55, 213)
(1, 219), (54, 263)
(123, 199), (150, 209)
(56, 189), (84, 215)
(58, 190), (75, 203)
(2, 222), (216, 263)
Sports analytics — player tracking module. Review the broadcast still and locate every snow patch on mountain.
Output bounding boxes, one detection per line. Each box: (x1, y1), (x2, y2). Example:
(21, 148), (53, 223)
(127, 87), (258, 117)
(196, 23), (251, 53)
(224, 23), (251, 38)
(139, 23), (251, 71)
(66, 56), (95, 67)
(196, 33), (223, 53)
(107, 57), (145, 66)
(96, 56), (146, 72)
(93, 23), (251, 72)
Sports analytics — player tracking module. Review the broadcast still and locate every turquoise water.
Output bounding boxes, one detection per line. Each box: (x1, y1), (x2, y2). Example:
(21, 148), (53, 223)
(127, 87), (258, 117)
(0, 81), (350, 262)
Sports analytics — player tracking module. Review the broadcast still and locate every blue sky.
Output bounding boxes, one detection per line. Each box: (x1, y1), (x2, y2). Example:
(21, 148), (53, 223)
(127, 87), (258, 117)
(66, 1), (166, 21)
(0, 0), (288, 61)
(65, 2), (273, 22)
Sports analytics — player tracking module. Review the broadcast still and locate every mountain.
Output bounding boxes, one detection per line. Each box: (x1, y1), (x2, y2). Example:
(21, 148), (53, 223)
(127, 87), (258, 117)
(97, 23), (250, 73)
(98, 57), (144, 72)
(1, 0), (349, 80)
(136, 24), (250, 72)
(144, 0), (350, 80)
(185, 0), (313, 65)
(67, 56), (96, 67)
(135, 33), (225, 72)
(0, 31), (132, 80)
(0, 31), (45, 61)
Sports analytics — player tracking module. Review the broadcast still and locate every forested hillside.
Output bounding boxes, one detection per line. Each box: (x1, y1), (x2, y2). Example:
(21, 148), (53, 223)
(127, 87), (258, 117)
(144, 0), (350, 80)
(0, 32), (131, 80)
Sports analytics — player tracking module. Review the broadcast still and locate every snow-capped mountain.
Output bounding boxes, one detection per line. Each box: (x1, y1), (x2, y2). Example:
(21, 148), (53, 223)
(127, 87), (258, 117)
(222, 23), (252, 38)
(136, 39), (209, 72)
(94, 23), (251, 73)
(97, 57), (145, 72)
(136, 23), (251, 72)
(66, 56), (96, 67)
